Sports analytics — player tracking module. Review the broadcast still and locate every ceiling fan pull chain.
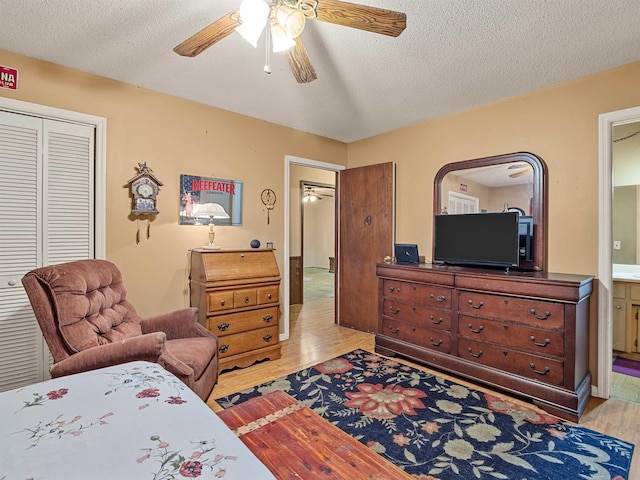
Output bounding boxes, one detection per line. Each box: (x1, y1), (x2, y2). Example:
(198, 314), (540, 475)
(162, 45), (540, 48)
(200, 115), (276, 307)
(264, 22), (272, 74)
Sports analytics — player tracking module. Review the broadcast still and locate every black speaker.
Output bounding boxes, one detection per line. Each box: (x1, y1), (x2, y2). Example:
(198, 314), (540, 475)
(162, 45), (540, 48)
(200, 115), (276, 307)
(518, 216), (533, 262)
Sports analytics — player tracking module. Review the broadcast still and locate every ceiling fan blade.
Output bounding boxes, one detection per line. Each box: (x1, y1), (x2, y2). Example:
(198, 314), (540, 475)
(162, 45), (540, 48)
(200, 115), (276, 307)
(174, 12), (240, 57)
(315, 0), (406, 37)
(287, 37), (317, 84)
(509, 169), (531, 178)
(507, 163), (528, 170)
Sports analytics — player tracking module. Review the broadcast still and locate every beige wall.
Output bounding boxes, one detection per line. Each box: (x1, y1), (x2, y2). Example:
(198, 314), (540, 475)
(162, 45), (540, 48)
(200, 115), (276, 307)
(0, 50), (347, 320)
(5, 48), (640, 379)
(348, 61), (640, 275)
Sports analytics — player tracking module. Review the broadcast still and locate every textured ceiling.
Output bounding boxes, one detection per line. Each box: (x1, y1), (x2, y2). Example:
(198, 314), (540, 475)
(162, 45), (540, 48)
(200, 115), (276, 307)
(1, 0), (640, 142)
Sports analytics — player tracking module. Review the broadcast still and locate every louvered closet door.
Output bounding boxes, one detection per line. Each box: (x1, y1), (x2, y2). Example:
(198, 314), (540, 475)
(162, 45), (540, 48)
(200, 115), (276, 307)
(43, 120), (95, 264)
(0, 111), (95, 392)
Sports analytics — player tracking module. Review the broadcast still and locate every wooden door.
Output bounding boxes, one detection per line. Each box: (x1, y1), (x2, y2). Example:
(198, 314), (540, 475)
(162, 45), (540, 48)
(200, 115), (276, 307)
(337, 163), (394, 331)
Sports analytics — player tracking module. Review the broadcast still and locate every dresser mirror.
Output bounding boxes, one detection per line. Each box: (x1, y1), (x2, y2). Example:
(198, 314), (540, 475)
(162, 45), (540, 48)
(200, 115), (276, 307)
(433, 152), (547, 271)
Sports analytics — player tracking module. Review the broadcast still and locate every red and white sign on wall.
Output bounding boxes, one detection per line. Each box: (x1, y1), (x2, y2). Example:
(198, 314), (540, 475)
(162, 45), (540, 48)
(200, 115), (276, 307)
(0, 65), (18, 90)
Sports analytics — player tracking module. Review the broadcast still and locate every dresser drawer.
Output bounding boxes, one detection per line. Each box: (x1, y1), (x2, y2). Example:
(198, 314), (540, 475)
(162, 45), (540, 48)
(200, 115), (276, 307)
(234, 289), (257, 308)
(458, 291), (565, 329)
(459, 338), (564, 386)
(458, 315), (564, 357)
(257, 286), (279, 304)
(207, 291), (235, 313)
(217, 325), (279, 358)
(381, 316), (452, 353)
(382, 298), (451, 330)
(208, 306), (279, 336)
(382, 280), (452, 309)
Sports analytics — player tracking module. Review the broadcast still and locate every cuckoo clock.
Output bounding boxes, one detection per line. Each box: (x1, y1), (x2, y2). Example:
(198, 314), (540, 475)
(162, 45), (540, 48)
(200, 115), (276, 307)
(127, 162), (163, 216)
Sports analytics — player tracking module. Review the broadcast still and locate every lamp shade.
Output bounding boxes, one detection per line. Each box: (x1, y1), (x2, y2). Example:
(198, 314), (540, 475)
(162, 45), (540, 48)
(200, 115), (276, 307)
(275, 4), (306, 38)
(193, 203), (230, 220)
(236, 0), (270, 48)
(271, 22), (296, 52)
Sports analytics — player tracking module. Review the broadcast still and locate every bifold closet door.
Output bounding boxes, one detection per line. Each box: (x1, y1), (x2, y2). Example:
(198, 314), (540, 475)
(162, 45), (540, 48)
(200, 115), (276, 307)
(0, 110), (95, 392)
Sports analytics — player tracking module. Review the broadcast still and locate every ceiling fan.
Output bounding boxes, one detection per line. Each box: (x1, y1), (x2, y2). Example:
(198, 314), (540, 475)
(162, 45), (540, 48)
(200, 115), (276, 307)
(508, 163), (534, 178)
(303, 185), (334, 202)
(173, 0), (407, 84)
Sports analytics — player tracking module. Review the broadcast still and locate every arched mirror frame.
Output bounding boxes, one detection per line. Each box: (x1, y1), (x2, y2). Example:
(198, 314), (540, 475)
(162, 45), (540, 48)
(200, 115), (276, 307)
(433, 152), (548, 272)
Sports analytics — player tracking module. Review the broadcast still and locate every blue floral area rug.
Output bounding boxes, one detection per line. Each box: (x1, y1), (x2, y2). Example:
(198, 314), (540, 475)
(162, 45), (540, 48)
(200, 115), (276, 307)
(216, 350), (634, 480)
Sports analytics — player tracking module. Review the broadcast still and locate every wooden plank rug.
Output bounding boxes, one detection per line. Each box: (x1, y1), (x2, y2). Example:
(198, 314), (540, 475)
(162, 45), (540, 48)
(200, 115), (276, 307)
(217, 349), (634, 480)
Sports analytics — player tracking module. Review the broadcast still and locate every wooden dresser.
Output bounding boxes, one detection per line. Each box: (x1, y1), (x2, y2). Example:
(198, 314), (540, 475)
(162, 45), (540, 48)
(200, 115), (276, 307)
(190, 248), (282, 372)
(376, 263), (593, 422)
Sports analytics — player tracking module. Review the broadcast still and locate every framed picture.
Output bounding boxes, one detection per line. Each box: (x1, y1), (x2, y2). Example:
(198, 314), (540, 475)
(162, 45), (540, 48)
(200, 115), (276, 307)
(180, 174), (243, 226)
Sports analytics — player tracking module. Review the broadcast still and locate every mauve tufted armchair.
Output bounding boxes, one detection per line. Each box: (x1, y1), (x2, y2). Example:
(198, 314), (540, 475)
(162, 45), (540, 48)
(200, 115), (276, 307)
(21, 259), (219, 401)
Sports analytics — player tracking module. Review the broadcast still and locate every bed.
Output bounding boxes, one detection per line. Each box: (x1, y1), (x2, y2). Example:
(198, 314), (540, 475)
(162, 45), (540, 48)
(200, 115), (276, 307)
(0, 361), (276, 479)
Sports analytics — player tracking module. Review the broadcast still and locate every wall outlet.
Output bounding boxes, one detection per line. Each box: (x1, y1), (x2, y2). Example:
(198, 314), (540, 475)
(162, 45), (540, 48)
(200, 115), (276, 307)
(613, 240), (622, 250)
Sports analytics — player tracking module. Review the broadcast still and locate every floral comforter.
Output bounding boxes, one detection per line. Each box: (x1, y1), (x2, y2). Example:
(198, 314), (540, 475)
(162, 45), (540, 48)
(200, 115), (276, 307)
(0, 361), (276, 480)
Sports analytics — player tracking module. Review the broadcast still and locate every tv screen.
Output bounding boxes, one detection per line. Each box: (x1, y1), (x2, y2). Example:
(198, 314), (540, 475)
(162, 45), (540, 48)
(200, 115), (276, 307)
(434, 212), (520, 268)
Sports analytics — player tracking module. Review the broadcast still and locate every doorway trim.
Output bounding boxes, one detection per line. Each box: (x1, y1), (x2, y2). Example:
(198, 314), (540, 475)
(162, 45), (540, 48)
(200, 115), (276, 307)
(282, 155), (345, 341)
(597, 105), (640, 398)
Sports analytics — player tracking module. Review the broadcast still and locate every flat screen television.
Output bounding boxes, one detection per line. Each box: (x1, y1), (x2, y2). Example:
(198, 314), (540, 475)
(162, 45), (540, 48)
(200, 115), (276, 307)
(434, 212), (520, 268)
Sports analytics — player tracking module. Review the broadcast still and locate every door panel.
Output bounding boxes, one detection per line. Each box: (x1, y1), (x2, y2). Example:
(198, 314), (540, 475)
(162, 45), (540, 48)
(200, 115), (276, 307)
(289, 256), (302, 305)
(0, 111), (95, 392)
(0, 112), (44, 391)
(337, 163), (394, 331)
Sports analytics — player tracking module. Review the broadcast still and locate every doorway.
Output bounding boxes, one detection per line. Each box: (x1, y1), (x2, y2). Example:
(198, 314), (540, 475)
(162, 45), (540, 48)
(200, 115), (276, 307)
(597, 105), (640, 399)
(282, 156), (344, 342)
(300, 180), (335, 303)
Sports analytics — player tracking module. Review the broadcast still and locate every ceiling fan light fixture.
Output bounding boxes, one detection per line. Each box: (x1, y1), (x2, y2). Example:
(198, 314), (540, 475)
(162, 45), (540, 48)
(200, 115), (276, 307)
(236, 0), (270, 48)
(275, 4), (306, 38)
(271, 22), (296, 52)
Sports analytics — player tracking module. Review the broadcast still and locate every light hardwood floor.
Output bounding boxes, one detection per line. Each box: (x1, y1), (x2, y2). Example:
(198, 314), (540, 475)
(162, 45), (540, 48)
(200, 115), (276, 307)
(207, 297), (639, 478)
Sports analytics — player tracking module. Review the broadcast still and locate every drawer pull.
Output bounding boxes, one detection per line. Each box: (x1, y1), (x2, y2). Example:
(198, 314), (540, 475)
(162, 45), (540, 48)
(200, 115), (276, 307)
(220, 299), (226, 306)
(467, 347), (483, 358)
(429, 294), (446, 302)
(429, 337), (443, 347)
(218, 344), (229, 353)
(244, 296), (250, 304)
(217, 323), (230, 331)
(267, 293), (272, 299)
(468, 300), (484, 309)
(388, 326), (400, 334)
(430, 315), (443, 325)
(263, 334), (273, 342)
(530, 309), (551, 320)
(467, 323), (484, 334)
(387, 286), (400, 293)
(529, 336), (550, 347)
(263, 314), (273, 322)
(529, 363), (550, 375)
(389, 305), (401, 314)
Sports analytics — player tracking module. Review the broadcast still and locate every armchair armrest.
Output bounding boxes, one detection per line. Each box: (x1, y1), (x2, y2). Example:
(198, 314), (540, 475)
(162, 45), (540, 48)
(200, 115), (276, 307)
(141, 307), (212, 340)
(49, 332), (167, 378)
